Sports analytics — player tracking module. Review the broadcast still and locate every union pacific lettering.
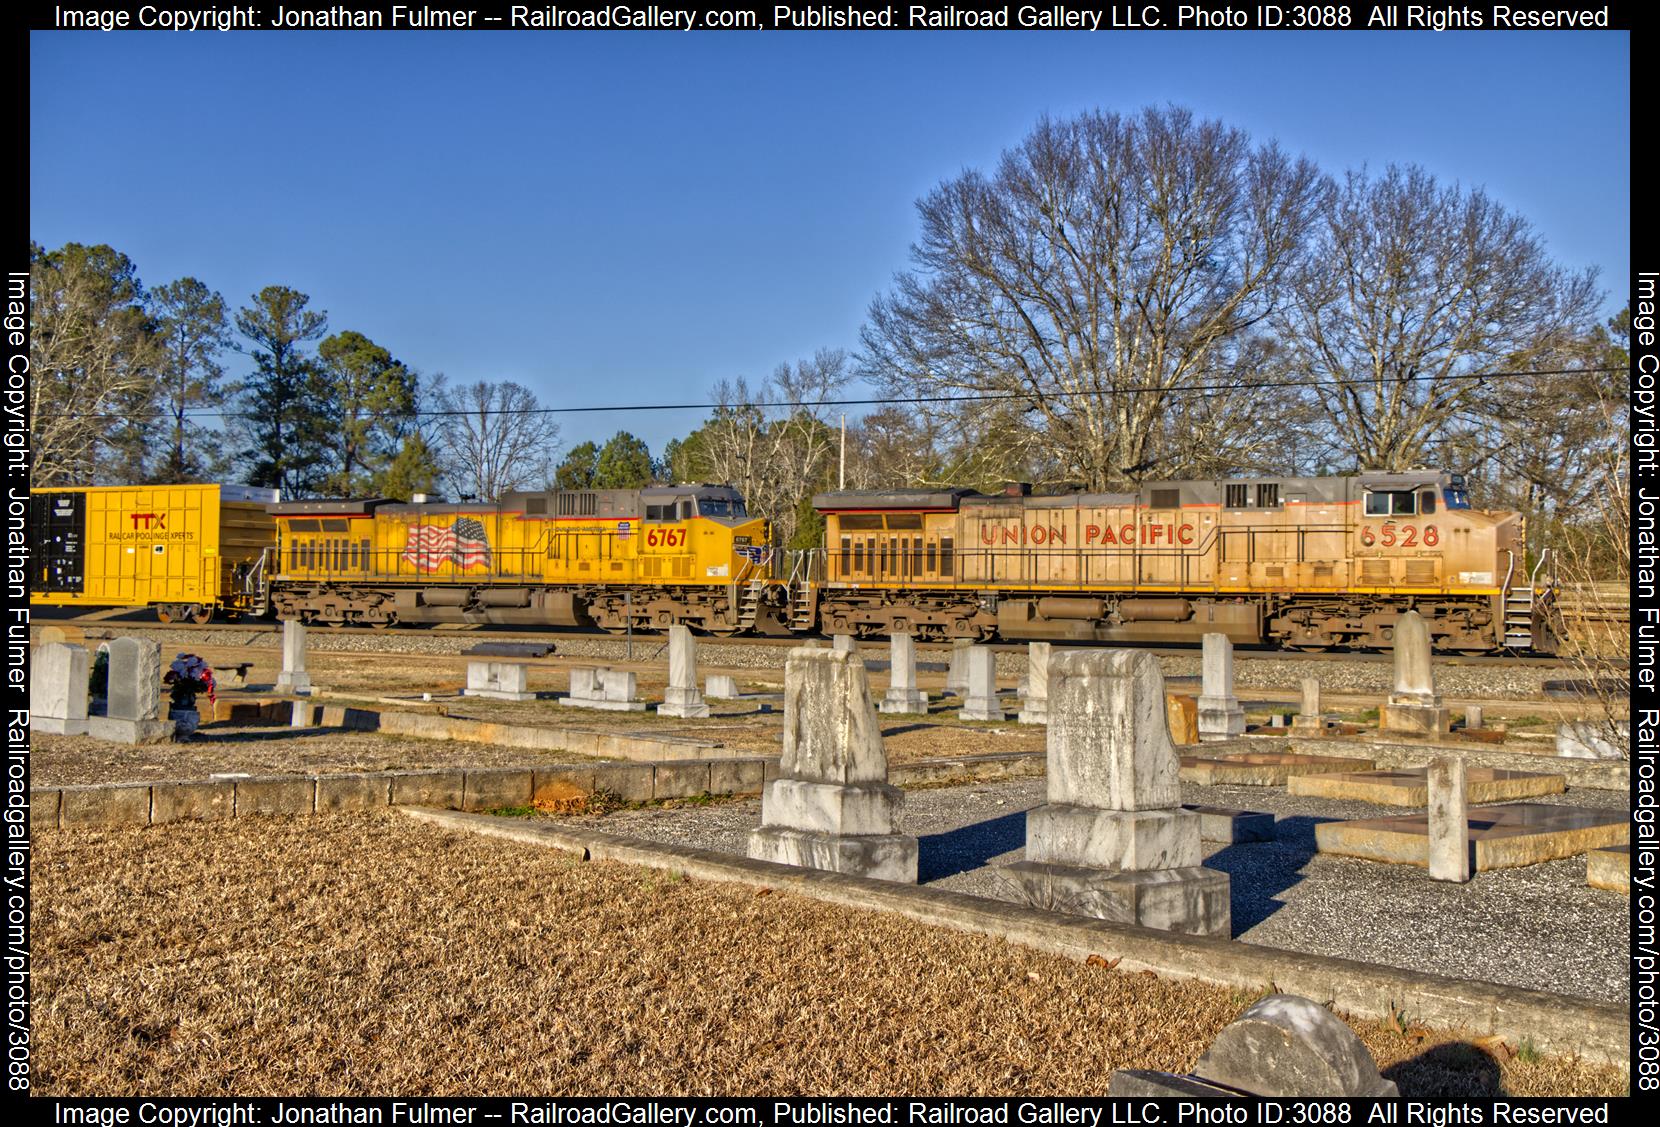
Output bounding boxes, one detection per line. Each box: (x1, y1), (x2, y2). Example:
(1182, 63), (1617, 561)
(982, 523), (1198, 546)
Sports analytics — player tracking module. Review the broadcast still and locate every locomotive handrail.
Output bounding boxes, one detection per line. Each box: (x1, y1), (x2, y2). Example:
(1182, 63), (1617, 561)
(1530, 548), (1556, 594)
(1499, 548), (1516, 598)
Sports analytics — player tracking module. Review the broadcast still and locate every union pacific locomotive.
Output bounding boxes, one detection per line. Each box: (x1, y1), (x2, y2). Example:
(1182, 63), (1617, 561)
(809, 470), (1555, 653)
(29, 470), (1560, 653)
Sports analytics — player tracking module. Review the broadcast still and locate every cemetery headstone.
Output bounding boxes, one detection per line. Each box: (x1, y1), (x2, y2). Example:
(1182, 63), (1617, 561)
(958, 646), (1006, 722)
(1380, 610), (1451, 736)
(1018, 642), (1051, 724)
(659, 625), (711, 718)
(30, 642), (89, 735)
(463, 660), (536, 702)
(999, 649), (1230, 935)
(275, 618), (312, 694)
(748, 647), (918, 882)
(87, 637), (174, 744)
(1197, 633), (1245, 741)
(1291, 677), (1324, 734)
(1428, 757), (1470, 882)
(879, 632), (929, 715)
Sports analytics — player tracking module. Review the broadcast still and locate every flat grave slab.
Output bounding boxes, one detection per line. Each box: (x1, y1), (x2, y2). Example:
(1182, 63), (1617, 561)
(1179, 752), (1370, 787)
(464, 642), (555, 658)
(1316, 802), (1628, 871)
(1587, 845), (1630, 894)
(1288, 766), (1565, 807)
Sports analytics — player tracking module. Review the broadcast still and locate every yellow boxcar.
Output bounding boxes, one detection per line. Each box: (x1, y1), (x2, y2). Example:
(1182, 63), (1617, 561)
(29, 484), (279, 622)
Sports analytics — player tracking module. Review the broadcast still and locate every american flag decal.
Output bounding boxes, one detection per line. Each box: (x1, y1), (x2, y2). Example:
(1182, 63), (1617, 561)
(402, 517), (493, 571)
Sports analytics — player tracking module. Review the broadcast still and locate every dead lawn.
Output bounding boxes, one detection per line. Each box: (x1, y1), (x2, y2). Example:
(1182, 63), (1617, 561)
(30, 727), (603, 788)
(33, 813), (1624, 1097)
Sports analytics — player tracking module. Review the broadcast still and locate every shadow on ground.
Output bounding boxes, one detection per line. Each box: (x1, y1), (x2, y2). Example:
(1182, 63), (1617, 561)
(918, 811), (1027, 881)
(1386, 1041), (1505, 1096)
(1200, 814), (1339, 935)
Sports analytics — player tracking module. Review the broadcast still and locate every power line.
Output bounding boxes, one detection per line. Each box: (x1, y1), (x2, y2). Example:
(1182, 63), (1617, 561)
(29, 365), (1627, 422)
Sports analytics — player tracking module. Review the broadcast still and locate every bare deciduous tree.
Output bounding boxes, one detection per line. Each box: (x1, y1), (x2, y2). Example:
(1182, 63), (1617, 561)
(1280, 164), (1600, 472)
(861, 106), (1324, 489)
(1553, 454), (1631, 759)
(434, 380), (561, 501)
(688, 349), (852, 548)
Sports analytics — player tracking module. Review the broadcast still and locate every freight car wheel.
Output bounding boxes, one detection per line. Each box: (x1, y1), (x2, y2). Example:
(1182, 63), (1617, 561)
(155, 605), (175, 624)
(188, 604), (213, 625)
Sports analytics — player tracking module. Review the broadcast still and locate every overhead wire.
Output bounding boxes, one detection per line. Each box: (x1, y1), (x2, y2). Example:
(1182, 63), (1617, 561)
(27, 364), (1628, 423)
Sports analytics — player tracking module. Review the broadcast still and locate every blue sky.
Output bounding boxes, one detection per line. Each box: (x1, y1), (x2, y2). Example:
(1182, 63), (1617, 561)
(30, 30), (1630, 459)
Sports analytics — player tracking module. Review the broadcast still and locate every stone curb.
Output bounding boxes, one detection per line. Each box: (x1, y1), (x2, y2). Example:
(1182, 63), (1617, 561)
(400, 805), (1631, 1069)
(1257, 735), (1630, 791)
(28, 751), (1044, 832)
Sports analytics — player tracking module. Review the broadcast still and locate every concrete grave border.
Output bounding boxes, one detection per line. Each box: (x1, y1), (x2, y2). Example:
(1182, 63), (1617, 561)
(30, 750), (1046, 832)
(399, 805), (1631, 1070)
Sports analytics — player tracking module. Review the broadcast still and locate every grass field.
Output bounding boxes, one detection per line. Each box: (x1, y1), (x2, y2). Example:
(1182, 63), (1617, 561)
(33, 813), (1623, 1097)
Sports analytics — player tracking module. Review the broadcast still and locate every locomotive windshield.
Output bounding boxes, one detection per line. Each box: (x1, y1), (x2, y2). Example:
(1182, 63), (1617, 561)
(698, 498), (747, 518)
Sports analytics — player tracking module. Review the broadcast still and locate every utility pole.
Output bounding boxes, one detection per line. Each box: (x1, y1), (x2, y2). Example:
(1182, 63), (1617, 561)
(839, 414), (846, 490)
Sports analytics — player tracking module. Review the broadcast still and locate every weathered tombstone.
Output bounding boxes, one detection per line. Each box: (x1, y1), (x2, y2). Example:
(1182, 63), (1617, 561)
(600, 670), (647, 711)
(706, 674), (741, 700)
(572, 667), (606, 699)
(30, 642), (89, 735)
(1269, 713), (1287, 729)
(748, 647), (918, 882)
(1427, 756), (1470, 882)
(958, 647), (1006, 722)
(1291, 677), (1324, 734)
(1464, 705), (1484, 731)
(1017, 642), (1051, 725)
(944, 638), (972, 696)
(290, 699), (312, 728)
(561, 667), (614, 709)
(274, 618), (312, 694)
(38, 626), (68, 645)
(463, 660), (536, 701)
(1197, 633), (1245, 741)
(87, 637), (174, 744)
(1112, 993), (1399, 1095)
(879, 633), (929, 715)
(999, 649), (1230, 936)
(658, 625), (711, 718)
(1380, 611), (1451, 737)
(1192, 995), (1397, 1096)
(831, 633), (857, 654)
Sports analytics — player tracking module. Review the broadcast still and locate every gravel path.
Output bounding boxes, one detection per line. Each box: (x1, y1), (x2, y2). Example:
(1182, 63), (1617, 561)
(539, 780), (1631, 1004)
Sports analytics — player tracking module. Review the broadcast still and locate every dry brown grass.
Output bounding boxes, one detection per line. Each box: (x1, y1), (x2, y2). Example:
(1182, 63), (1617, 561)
(31, 726), (604, 788)
(34, 814), (1623, 1097)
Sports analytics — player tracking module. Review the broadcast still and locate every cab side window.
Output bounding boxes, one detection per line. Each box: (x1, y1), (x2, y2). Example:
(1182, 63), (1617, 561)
(1364, 491), (1418, 517)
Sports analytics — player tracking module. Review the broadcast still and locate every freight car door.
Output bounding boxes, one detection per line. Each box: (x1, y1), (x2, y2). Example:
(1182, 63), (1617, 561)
(31, 492), (85, 593)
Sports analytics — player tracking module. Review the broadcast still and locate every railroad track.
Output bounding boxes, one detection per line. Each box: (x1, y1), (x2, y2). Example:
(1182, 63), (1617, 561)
(35, 609), (1588, 668)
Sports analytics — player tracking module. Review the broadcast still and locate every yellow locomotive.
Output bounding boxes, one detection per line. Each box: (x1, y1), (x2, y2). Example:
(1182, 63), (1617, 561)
(30, 470), (1560, 654)
(809, 471), (1557, 653)
(268, 484), (778, 634)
